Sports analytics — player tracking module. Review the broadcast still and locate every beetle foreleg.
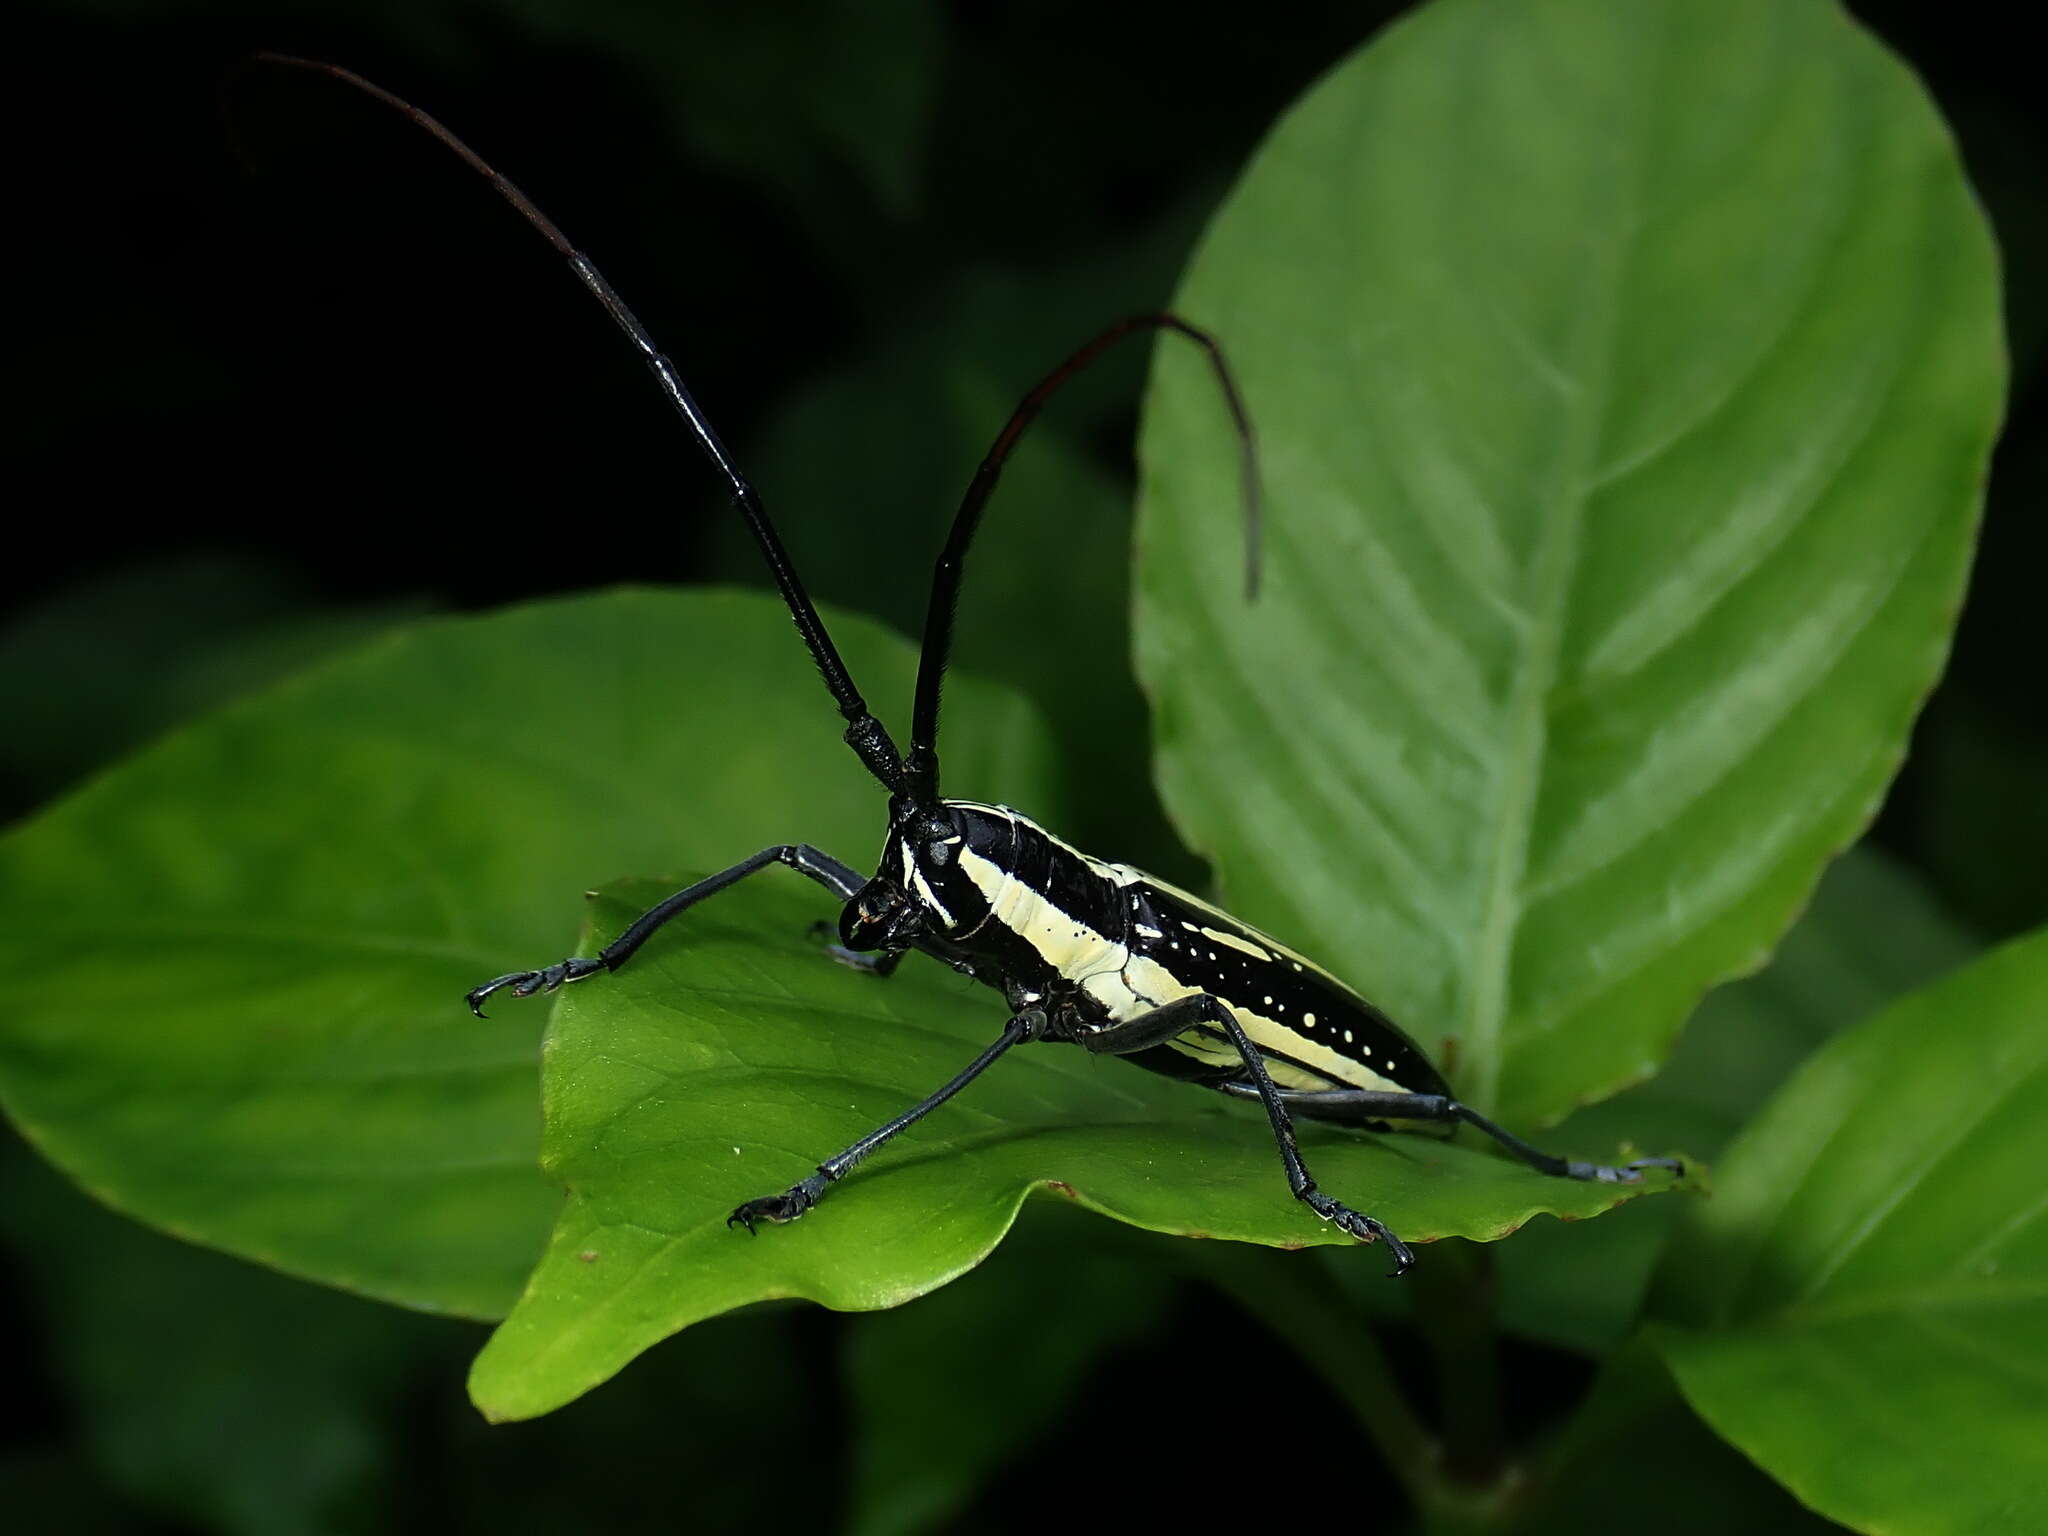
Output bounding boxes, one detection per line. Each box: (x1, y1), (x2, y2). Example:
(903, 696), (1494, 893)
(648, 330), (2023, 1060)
(1082, 997), (1414, 1275)
(728, 1008), (1045, 1231)
(466, 843), (867, 1016)
(1216, 1085), (1683, 1184)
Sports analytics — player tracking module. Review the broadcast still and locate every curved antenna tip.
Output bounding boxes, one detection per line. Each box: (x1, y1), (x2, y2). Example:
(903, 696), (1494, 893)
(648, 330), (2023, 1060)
(1242, 475), (1264, 603)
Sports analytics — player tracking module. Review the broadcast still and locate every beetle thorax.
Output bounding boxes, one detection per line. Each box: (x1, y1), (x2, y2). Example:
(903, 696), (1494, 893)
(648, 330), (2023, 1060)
(839, 801), (1130, 998)
(884, 801), (1016, 941)
(917, 803), (1131, 988)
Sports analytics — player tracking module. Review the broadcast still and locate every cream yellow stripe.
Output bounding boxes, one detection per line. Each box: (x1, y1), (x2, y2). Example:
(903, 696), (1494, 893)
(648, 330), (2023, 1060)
(1122, 954), (1407, 1093)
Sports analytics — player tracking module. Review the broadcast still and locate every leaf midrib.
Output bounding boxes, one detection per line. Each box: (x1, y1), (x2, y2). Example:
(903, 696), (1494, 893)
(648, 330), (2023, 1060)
(1461, 41), (1658, 1118)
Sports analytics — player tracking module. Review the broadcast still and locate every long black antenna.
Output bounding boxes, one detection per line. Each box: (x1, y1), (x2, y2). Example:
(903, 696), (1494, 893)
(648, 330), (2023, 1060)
(900, 315), (1260, 802)
(253, 54), (907, 793)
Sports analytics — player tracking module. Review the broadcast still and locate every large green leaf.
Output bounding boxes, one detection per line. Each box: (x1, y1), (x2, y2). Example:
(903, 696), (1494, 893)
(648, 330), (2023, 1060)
(468, 874), (1685, 1421)
(1136, 0), (2002, 1129)
(0, 588), (1048, 1319)
(1647, 927), (2048, 1535)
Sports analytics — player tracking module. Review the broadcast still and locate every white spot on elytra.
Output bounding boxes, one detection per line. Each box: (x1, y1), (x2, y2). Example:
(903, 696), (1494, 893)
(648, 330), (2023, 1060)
(1200, 925), (1272, 962)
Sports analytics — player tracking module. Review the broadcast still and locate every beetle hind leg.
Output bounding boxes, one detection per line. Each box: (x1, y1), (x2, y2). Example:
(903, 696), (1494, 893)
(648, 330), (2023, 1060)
(1216, 1084), (1684, 1184)
(1082, 996), (1414, 1275)
(1300, 1191), (1414, 1271)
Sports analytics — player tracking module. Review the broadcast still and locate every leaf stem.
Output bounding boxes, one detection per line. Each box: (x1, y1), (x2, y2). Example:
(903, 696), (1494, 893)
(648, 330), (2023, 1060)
(1411, 1239), (1505, 1486)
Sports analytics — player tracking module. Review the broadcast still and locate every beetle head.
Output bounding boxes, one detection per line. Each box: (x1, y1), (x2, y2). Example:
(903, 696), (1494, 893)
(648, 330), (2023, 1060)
(845, 800), (998, 948)
(839, 872), (922, 953)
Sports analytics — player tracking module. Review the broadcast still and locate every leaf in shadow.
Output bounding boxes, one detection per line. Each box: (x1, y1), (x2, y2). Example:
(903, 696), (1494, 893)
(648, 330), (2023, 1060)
(1648, 926), (2048, 1536)
(1503, 1341), (1848, 1535)
(0, 1131), (460, 1536)
(1494, 845), (1977, 1353)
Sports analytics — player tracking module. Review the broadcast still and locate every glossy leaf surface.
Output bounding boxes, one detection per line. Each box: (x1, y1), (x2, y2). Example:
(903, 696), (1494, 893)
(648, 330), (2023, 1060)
(1136, 0), (2002, 1129)
(1650, 928), (2048, 1535)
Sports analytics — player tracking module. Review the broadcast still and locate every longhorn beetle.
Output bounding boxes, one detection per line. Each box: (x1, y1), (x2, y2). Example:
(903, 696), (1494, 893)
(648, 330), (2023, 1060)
(265, 56), (1679, 1275)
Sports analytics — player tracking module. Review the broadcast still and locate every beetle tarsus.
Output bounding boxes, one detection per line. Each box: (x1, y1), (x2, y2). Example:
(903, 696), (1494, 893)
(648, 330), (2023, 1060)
(728, 1176), (827, 1232)
(464, 956), (603, 1017)
(1563, 1155), (1685, 1184)
(1303, 1190), (1413, 1276)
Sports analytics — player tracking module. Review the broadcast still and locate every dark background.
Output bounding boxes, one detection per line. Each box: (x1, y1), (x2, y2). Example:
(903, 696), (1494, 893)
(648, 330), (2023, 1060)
(2, 1), (2040, 1530)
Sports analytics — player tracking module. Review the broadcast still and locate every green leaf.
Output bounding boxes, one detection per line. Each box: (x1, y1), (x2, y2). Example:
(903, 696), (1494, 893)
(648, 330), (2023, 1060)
(1495, 846), (1977, 1353)
(1136, 0), (2003, 1130)
(468, 874), (1685, 1421)
(0, 588), (1049, 1319)
(1648, 927), (2048, 1536)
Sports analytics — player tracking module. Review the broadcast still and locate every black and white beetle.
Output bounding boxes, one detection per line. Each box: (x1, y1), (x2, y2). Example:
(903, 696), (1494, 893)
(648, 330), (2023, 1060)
(269, 58), (1678, 1275)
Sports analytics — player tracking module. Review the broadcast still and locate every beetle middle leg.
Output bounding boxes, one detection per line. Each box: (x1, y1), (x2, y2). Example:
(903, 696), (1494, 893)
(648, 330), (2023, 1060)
(728, 1008), (1045, 1231)
(1081, 995), (1414, 1274)
(1217, 1085), (1683, 1184)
